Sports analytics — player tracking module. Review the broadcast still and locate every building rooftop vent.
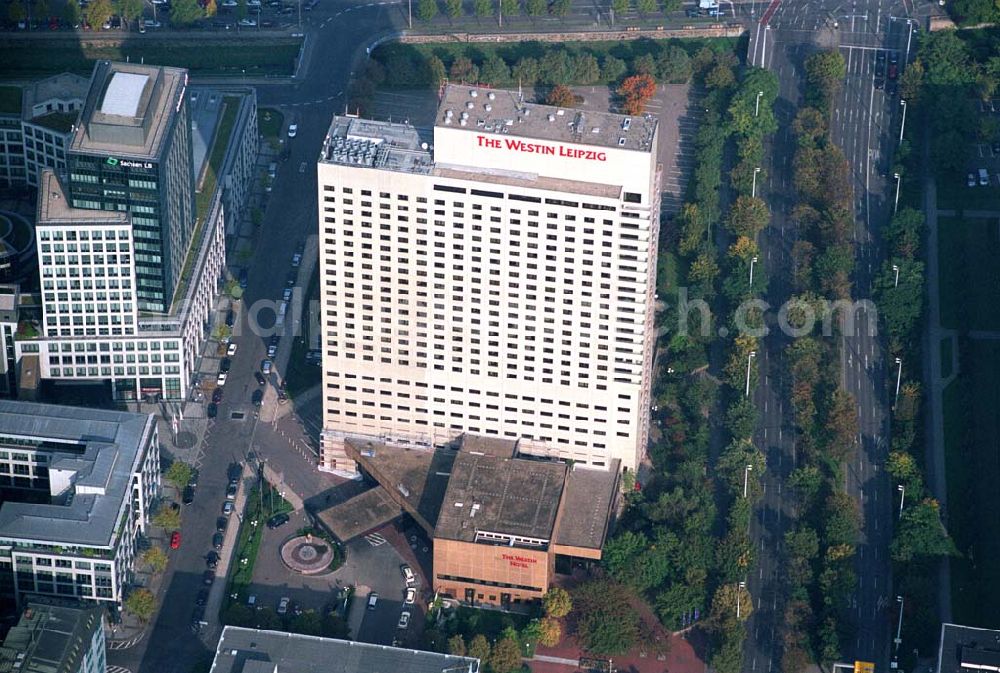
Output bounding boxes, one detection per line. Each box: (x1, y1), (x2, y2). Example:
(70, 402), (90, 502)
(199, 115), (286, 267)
(466, 102), (474, 109)
(547, 114), (555, 122)
(618, 137), (626, 146)
(100, 72), (149, 117)
(445, 109), (453, 118)
(470, 90), (478, 97)
(592, 127), (600, 133)
(487, 91), (496, 100)
(556, 109), (565, 116)
(484, 104), (492, 112)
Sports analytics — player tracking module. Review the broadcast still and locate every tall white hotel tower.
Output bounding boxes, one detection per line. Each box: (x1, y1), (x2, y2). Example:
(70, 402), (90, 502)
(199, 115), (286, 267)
(317, 85), (660, 475)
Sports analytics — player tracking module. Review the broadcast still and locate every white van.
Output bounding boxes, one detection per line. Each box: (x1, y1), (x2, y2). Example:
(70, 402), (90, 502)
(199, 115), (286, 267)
(980, 168), (990, 186)
(367, 592), (378, 610)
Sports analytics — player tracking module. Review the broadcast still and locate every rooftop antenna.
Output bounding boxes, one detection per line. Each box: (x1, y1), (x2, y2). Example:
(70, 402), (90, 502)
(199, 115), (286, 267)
(517, 78), (523, 104)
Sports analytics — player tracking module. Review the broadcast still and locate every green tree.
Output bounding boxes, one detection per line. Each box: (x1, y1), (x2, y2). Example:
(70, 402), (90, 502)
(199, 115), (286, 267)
(417, 0), (439, 20)
(205, 0), (217, 16)
(539, 50), (572, 85)
(611, 0), (629, 15)
(891, 499), (958, 562)
(637, 0), (656, 12)
(142, 547), (168, 574)
(489, 638), (523, 673)
(8, 0), (26, 22)
(33, 0), (48, 18)
(525, 0), (545, 14)
(601, 55), (627, 83)
(512, 57), (540, 86)
(467, 634), (491, 662)
(445, 0), (463, 16)
(425, 55), (447, 87)
(473, 0), (492, 15)
(62, 0), (81, 25)
(448, 635), (467, 656)
(632, 53), (656, 76)
(116, 0), (142, 22)
(224, 603), (254, 627)
(480, 56), (510, 86)
(153, 506), (181, 531)
(543, 586), (572, 618)
(125, 588), (156, 622)
(321, 612), (350, 638)
(500, 0), (518, 16)
(725, 396), (757, 440)
(84, 0), (113, 26)
(255, 608), (281, 630)
(884, 208), (923, 259)
(538, 617), (562, 646)
(288, 610), (323, 636)
(804, 50), (846, 110)
(656, 45), (692, 84)
(726, 195), (770, 237)
(824, 491), (860, 547)
(572, 53), (601, 84)
(236, 0), (247, 19)
(165, 461), (193, 489)
(545, 84), (576, 108)
(573, 579), (640, 655)
(449, 56), (479, 83)
(874, 259), (924, 339)
(550, 0), (570, 14)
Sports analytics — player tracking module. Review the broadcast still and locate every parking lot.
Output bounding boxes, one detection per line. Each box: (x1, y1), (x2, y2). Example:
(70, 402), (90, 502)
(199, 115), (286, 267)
(241, 511), (427, 644)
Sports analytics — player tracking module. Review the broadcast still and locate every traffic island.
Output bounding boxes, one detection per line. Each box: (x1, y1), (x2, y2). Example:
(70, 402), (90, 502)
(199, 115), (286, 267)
(279, 534), (336, 575)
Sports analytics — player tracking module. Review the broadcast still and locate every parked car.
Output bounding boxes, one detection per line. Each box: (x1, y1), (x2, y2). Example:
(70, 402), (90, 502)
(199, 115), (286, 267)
(367, 592), (378, 610)
(207, 402), (218, 418)
(287, 123), (298, 138)
(226, 484), (238, 500)
(182, 486), (195, 504)
(286, 270), (297, 287)
(239, 268), (248, 288)
(213, 532), (225, 549)
(267, 343), (277, 358)
(992, 141), (1000, 156)
(170, 531), (181, 549)
(188, 468), (200, 487)
(220, 357), (231, 373)
(291, 252), (302, 267)
(206, 551), (220, 569)
(217, 372), (228, 386)
(267, 513), (289, 529)
(968, 172), (977, 187)
(143, 19), (161, 27)
(227, 342), (238, 356)
(221, 0), (237, 5)
(212, 387), (224, 404)
(277, 597), (290, 615)
(216, 517), (228, 532)
(196, 589), (209, 606)
(225, 309), (235, 327)
(405, 587), (416, 605)
(400, 564), (415, 584)
(261, 359), (272, 375)
(252, 389), (264, 407)
(254, 372), (267, 386)
(238, 17), (257, 26)
(203, 570), (215, 585)
(398, 611), (410, 629)
(980, 168), (990, 186)
(222, 501), (234, 515)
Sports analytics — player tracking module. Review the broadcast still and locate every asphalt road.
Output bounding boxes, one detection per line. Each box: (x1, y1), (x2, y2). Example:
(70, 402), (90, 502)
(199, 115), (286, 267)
(744, 0), (914, 670)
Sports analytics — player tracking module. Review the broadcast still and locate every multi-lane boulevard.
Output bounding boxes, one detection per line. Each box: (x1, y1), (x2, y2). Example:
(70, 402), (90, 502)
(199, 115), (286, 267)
(745, 0), (916, 670)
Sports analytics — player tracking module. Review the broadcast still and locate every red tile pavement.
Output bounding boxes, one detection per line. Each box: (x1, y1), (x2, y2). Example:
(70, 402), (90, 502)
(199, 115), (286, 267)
(531, 630), (707, 673)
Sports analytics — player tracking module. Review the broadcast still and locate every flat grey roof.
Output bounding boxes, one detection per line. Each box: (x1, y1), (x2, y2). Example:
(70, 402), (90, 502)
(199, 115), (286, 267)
(212, 627), (480, 673)
(434, 450), (566, 544)
(0, 598), (103, 673)
(100, 72), (149, 117)
(36, 169), (129, 226)
(72, 60), (186, 159)
(437, 84), (657, 153)
(315, 485), (402, 542)
(938, 623), (1000, 673)
(321, 116), (433, 173)
(21, 72), (88, 122)
(188, 87), (224, 185)
(0, 400), (154, 547)
(554, 461), (619, 551)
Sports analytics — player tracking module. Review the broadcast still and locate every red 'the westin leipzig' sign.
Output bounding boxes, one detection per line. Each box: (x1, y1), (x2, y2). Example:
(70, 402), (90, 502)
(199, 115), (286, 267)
(476, 135), (608, 162)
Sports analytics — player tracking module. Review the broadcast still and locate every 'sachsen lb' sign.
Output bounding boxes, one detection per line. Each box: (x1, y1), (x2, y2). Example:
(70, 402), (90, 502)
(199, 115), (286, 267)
(501, 553), (539, 569)
(476, 135), (608, 162)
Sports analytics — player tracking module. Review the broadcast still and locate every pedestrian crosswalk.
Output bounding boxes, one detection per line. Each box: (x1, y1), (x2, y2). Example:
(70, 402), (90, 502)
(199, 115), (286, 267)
(364, 533), (386, 547)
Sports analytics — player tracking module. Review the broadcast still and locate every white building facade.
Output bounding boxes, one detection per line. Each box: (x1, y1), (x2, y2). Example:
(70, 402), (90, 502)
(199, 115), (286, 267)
(317, 86), (660, 474)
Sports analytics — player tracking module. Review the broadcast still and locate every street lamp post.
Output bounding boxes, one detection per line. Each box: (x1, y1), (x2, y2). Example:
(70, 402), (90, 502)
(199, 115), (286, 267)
(894, 357), (903, 407)
(897, 484), (905, 519)
(745, 351), (756, 398)
(899, 99), (908, 146)
(408, 0), (412, 28)
(749, 256), (758, 289)
(743, 464), (753, 498)
(894, 172), (901, 214)
(894, 595), (905, 652)
(892, 264), (900, 288)
(755, 90), (764, 117)
(752, 167), (761, 198)
(736, 581), (746, 619)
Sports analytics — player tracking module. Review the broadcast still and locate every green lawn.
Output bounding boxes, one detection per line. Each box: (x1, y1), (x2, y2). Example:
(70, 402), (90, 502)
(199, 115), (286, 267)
(943, 340), (1000, 627)
(225, 481), (292, 607)
(937, 215), (1000, 330)
(0, 86), (22, 114)
(936, 175), (1000, 211)
(940, 336), (953, 379)
(0, 39), (301, 78)
(32, 111), (78, 133)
